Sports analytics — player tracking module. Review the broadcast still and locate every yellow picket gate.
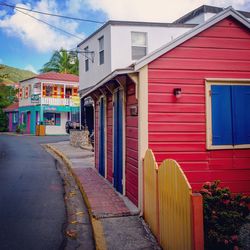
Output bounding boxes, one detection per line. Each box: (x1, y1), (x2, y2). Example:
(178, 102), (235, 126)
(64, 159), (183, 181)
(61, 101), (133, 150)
(143, 149), (159, 238)
(143, 149), (204, 250)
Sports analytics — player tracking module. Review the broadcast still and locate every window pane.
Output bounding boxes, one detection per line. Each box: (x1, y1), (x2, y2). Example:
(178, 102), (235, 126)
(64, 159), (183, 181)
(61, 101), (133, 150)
(85, 59), (89, 71)
(55, 113), (61, 126)
(131, 32), (146, 46)
(211, 85), (233, 145)
(99, 50), (104, 65)
(232, 86), (250, 144)
(99, 36), (104, 50)
(132, 46), (147, 60)
(44, 112), (60, 126)
(45, 86), (53, 96)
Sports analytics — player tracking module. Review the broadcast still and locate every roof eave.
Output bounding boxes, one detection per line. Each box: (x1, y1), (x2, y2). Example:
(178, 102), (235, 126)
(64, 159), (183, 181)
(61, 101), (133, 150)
(79, 68), (135, 98)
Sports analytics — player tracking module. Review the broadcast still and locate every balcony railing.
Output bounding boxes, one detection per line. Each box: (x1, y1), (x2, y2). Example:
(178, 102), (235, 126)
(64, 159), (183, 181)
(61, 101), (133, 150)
(41, 97), (79, 106)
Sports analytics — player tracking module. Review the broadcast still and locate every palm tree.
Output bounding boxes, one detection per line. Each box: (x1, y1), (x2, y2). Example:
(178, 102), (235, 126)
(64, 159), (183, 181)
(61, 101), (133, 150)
(40, 49), (79, 75)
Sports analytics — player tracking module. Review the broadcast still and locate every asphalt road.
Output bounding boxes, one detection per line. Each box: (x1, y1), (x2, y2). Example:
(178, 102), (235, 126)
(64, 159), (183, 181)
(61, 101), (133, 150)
(0, 134), (70, 250)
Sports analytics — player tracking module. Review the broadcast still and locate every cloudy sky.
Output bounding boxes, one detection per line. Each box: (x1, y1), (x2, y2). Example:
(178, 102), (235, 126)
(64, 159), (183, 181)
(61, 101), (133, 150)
(0, 0), (249, 73)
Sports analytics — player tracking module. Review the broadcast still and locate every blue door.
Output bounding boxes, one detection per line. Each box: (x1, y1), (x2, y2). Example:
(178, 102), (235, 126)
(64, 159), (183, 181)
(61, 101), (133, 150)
(98, 97), (105, 177)
(113, 89), (123, 193)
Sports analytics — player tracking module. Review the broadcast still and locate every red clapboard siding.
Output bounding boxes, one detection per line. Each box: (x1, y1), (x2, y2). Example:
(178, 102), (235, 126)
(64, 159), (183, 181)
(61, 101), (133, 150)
(106, 94), (113, 182)
(148, 69), (250, 79)
(149, 93), (205, 104)
(149, 113), (205, 123)
(149, 83), (205, 94)
(166, 47), (250, 60)
(149, 123), (206, 132)
(154, 152), (209, 162)
(148, 17), (250, 194)
(150, 58), (250, 71)
(181, 36), (250, 50)
(149, 132), (206, 142)
(126, 82), (138, 206)
(149, 103), (205, 113)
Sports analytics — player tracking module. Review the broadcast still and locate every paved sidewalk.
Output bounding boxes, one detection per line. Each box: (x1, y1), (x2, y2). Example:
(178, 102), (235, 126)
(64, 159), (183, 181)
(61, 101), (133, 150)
(47, 141), (160, 250)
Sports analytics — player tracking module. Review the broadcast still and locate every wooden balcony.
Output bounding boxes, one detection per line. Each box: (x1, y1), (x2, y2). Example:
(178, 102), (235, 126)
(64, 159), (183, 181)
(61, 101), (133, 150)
(41, 97), (79, 107)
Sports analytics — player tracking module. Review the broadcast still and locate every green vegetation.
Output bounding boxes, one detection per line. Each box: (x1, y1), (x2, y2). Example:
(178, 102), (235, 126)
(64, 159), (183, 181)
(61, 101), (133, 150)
(16, 123), (26, 134)
(40, 48), (79, 75)
(0, 64), (36, 84)
(200, 180), (249, 250)
(0, 85), (18, 131)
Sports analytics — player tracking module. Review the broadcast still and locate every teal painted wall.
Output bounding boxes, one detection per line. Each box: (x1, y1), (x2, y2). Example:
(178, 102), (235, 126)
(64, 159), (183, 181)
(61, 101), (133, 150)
(18, 105), (80, 134)
(19, 106), (40, 134)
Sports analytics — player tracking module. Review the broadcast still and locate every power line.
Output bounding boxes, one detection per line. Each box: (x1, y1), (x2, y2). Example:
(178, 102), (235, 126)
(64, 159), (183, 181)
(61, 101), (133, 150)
(15, 8), (84, 41)
(0, 2), (105, 24)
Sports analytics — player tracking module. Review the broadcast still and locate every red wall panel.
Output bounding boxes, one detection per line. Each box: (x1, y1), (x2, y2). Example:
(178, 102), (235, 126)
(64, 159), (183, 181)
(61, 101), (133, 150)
(148, 17), (250, 194)
(106, 94), (113, 182)
(125, 81), (138, 205)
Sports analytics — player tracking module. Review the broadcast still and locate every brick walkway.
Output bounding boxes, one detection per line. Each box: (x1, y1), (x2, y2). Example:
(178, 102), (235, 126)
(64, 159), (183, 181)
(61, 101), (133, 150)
(74, 168), (130, 218)
(48, 141), (160, 250)
(49, 141), (132, 218)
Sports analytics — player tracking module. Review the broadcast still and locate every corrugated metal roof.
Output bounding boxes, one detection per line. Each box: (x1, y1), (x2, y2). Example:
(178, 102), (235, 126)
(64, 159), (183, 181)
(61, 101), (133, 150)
(20, 72), (79, 83)
(3, 102), (19, 112)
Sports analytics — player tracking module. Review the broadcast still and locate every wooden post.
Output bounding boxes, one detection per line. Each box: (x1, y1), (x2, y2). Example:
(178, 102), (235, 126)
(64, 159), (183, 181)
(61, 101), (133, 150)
(191, 193), (204, 250)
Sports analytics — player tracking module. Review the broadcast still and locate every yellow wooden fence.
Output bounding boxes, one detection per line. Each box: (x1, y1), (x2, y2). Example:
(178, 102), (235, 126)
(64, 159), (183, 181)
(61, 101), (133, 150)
(143, 149), (204, 250)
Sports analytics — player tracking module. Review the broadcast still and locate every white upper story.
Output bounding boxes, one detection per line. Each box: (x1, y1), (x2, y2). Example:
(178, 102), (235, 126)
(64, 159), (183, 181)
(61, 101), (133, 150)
(19, 72), (79, 107)
(78, 21), (194, 91)
(78, 5), (250, 92)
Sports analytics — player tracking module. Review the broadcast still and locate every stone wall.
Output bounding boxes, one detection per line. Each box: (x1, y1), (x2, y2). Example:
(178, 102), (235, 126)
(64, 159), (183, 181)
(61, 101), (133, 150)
(70, 129), (90, 147)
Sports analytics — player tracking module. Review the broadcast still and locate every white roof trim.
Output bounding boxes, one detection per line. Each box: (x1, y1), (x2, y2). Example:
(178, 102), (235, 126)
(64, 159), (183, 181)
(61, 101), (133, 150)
(80, 68), (135, 98)
(134, 7), (250, 71)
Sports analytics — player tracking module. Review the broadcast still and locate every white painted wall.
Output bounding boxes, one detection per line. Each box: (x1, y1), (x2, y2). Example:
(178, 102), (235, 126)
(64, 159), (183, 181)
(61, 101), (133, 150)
(79, 25), (111, 90)
(45, 112), (67, 135)
(110, 25), (191, 70)
(78, 23), (192, 91)
(19, 78), (38, 107)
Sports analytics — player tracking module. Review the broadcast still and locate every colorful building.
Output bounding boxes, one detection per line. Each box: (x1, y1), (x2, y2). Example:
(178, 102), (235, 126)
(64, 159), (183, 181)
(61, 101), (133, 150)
(19, 72), (80, 135)
(80, 6), (250, 208)
(4, 102), (19, 132)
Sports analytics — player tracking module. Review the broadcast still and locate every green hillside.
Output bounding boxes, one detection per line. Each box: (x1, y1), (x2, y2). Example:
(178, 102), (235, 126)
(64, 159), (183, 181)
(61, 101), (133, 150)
(0, 64), (36, 84)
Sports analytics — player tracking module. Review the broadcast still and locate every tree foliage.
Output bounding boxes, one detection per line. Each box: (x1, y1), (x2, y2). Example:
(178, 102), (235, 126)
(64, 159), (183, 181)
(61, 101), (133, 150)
(0, 85), (18, 131)
(40, 49), (79, 75)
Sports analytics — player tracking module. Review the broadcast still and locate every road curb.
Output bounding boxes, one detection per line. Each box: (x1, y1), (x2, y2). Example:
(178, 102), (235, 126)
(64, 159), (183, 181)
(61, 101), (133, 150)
(45, 144), (107, 250)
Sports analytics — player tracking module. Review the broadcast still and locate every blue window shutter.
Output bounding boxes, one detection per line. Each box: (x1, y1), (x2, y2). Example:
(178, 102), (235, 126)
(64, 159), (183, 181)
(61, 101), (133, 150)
(211, 85), (233, 145)
(232, 86), (250, 145)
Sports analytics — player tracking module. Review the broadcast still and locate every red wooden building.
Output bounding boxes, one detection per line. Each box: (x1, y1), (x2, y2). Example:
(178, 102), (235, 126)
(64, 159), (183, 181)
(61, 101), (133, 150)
(81, 7), (250, 208)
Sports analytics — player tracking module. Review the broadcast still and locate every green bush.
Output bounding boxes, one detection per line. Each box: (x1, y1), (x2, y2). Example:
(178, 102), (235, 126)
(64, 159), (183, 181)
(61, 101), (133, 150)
(16, 123), (26, 134)
(200, 180), (249, 250)
(0, 109), (8, 132)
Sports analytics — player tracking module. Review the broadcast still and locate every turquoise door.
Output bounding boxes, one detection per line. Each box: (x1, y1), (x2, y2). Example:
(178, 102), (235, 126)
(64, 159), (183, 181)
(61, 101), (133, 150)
(113, 89), (123, 193)
(98, 97), (105, 177)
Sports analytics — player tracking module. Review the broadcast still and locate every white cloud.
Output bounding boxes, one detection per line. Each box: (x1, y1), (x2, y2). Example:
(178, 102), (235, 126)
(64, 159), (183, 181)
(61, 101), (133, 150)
(24, 64), (37, 73)
(0, 58), (3, 64)
(65, 0), (86, 15)
(0, 0), (84, 53)
(85, 0), (250, 22)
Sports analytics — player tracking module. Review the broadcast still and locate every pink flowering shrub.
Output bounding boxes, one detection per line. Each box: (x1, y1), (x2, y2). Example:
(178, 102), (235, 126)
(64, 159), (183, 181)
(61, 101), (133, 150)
(200, 180), (249, 250)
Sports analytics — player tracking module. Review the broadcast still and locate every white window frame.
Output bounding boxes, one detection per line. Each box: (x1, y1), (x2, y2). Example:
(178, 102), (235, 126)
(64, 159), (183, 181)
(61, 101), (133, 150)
(205, 78), (250, 150)
(131, 32), (147, 60)
(98, 36), (104, 65)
